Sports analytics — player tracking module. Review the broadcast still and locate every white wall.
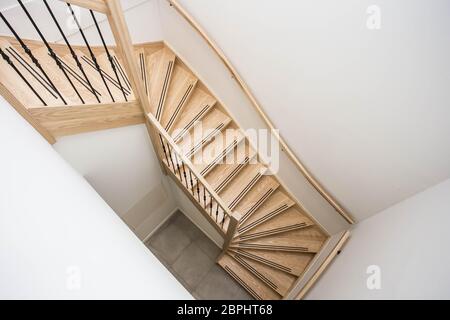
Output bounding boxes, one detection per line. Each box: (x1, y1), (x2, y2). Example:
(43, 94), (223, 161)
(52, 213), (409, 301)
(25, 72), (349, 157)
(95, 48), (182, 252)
(174, 0), (450, 221)
(0, 96), (191, 299)
(307, 178), (450, 299)
(53, 125), (177, 240)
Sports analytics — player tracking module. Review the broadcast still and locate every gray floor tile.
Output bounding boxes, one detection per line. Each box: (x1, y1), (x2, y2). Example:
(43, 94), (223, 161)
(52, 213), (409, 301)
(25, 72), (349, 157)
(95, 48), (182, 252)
(147, 223), (191, 265)
(194, 232), (221, 260)
(172, 242), (215, 289)
(195, 265), (253, 300)
(172, 212), (203, 241)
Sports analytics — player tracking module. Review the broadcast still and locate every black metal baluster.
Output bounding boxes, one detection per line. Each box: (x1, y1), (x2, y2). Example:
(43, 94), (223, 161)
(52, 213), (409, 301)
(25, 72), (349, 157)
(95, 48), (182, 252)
(166, 142), (176, 173)
(18, 0), (84, 104)
(188, 170), (195, 196)
(174, 154), (183, 181)
(215, 203), (219, 223)
(43, 0), (99, 103)
(209, 195), (213, 216)
(5, 47), (57, 99)
(181, 162), (189, 189)
(196, 182), (201, 203)
(90, 10), (127, 101)
(203, 185), (207, 208)
(0, 48), (46, 105)
(0, 11), (65, 104)
(159, 135), (170, 169)
(113, 56), (131, 90)
(67, 3), (115, 102)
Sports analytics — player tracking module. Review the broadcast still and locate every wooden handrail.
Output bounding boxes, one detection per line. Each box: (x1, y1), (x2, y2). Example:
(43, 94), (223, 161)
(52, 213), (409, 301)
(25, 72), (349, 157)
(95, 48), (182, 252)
(166, 0), (355, 225)
(145, 112), (239, 238)
(59, 0), (109, 14)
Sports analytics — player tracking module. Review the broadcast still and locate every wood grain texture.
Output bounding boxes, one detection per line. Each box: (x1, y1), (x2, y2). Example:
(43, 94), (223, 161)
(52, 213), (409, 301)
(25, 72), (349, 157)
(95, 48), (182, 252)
(28, 101), (144, 137)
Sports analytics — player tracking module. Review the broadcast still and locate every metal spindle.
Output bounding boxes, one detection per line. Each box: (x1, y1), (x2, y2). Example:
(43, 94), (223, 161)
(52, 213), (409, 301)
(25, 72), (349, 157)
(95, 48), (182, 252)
(0, 48), (46, 105)
(215, 203), (219, 223)
(90, 10), (127, 101)
(203, 185), (206, 208)
(174, 154), (183, 181)
(18, 0), (84, 104)
(113, 56), (131, 90)
(0, 11), (65, 104)
(166, 142), (176, 173)
(67, 3), (115, 102)
(5, 47), (57, 99)
(43, 0), (99, 103)
(196, 181), (201, 202)
(159, 135), (170, 169)
(209, 195), (213, 216)
(188, 170), (195, 196)
(181, 162), (189, 189)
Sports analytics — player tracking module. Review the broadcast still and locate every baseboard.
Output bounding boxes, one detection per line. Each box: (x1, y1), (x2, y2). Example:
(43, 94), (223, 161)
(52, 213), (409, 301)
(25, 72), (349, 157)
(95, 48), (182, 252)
(141, 207), (180, 243)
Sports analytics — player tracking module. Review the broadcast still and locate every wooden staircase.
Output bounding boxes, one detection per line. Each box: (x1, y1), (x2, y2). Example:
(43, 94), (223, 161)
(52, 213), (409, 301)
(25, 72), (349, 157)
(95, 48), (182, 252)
(0, 0), (349, 301)
(140, 46), (329, 300)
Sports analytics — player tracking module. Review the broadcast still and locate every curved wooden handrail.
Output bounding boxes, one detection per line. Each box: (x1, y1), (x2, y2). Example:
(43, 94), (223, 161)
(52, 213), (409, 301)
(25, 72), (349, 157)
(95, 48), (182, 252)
(166, 0), (355, 224)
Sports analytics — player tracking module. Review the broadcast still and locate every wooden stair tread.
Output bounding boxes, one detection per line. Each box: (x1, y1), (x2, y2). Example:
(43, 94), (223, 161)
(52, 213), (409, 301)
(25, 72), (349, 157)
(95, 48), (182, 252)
(218, 254), (281, 300)
(232, 227), (325, 253)
(229, 249), (296, 296)
(147, 47), (175, 120)
(160, 64), (197, 130)
(232, 175), (280, 223)
(0, 40), (60, 106)
(218, 163), (266, 210)
(30, 47), (83, 105)
(94, 52), (133, 102)
(235, 207), (314, 240)
(231, 248), (314, 277)
(70, 49), (118, 104)
(170, 88), (216, 141)
(205, 140), (257, 193)
(177, 108), (232, 158)
(194, 129), (245, 177)
(237, 190), (295, 233)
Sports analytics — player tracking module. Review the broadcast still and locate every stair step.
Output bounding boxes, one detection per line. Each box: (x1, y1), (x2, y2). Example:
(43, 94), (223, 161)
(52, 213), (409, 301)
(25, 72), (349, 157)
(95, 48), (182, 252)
(218, 163), (266, 210)
(147, 47), (175, 120)
(31, 47), (85, 105)
(205, 141), (257, 193)
(195, 129), (246, 178)
(0, 40), (60, 106)
(218, 253), (281, 300)
(237, 190), (295, 232)
(160, 64), (198, 131)
(229, 250), (297, 296)
(233, 175), (280, 223)
(170, 88), (216, 142)
(230, 248), (314, 276)
(232, 228), (325, 253)
(72, 49), (120, 104)
(235, 207), (314, 241)
(95, 52), (134, 102)
(177, 108), (232, 158)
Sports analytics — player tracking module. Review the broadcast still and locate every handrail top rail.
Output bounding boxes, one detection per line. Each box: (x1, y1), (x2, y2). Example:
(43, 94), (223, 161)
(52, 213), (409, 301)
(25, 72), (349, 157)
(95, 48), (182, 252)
(145, 111), (239, 223)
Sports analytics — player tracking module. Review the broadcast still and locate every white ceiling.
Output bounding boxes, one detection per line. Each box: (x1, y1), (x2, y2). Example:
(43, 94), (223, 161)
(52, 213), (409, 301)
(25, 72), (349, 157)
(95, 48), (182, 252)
(177, 0), (450, 221)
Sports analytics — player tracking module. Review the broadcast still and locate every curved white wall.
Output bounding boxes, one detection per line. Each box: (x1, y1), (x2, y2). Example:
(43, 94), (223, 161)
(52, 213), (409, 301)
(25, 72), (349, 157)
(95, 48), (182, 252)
(174, 0), (450, 221)
(307, 178), (450, 299)
(0, 97), (191, 299)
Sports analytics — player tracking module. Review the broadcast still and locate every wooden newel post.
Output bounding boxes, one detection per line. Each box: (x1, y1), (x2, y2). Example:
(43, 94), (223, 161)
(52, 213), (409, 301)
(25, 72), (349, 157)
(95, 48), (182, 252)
(104, 0), (167, 174)
(223, 213), (239, 250)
